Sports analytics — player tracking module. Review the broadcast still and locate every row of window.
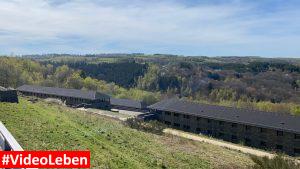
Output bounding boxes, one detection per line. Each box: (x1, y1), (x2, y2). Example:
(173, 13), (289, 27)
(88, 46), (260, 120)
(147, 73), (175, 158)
(162, 111), (300, 139)
(164, 120), (300, 140)
(164, 118), (300, 155)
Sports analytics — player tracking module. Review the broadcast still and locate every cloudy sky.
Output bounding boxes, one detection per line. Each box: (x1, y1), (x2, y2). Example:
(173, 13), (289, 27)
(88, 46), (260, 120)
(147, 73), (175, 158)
(0, 0), (299, 57)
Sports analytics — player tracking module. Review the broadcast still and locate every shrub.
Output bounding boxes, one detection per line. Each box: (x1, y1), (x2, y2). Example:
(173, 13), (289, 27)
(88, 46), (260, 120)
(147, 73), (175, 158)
(124, 118), (166, 135)
(250, 155), (300, 169)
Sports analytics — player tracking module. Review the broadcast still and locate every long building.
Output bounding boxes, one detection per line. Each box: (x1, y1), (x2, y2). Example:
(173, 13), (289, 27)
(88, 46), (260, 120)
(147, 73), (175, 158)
(110, 98), (147, 112)
(0, 86), (18, 103)
(148, 98), (300, 156)
(17, 85), (110, 109)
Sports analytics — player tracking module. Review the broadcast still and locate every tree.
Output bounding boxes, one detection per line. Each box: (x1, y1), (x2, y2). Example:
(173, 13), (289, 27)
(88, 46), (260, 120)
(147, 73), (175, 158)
(54, 65), (72, 86)
(65, 72), (83, 89)
(83, 77), (98, 91)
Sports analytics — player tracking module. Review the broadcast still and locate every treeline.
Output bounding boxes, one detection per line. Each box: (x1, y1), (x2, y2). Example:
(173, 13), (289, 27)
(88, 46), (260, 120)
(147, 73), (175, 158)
(41, 60), (148, 88)
(136, 62), (300, 115)
(206, 61), (300, 73)
(137, 61), (300, 102)
(0, 57), (160, 105)
(2, 56), (300, 115)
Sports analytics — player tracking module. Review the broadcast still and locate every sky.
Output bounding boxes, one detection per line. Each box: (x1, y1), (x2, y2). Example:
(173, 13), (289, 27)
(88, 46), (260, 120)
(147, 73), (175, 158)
(0, 0), (299, 57)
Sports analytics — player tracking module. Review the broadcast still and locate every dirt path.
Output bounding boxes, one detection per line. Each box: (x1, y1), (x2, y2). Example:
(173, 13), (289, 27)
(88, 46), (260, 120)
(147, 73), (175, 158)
(163, 128), (274, 158)
(77, 108), (129, 121)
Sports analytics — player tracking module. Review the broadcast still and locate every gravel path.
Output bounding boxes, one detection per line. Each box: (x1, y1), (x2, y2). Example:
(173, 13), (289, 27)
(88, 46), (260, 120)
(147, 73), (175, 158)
(163, 128), (274, 158)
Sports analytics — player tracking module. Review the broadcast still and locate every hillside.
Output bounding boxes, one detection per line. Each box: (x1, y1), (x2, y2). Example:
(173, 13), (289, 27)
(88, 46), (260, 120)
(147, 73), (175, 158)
(0, 97), (253, 168)
(1, 56), (300, 114)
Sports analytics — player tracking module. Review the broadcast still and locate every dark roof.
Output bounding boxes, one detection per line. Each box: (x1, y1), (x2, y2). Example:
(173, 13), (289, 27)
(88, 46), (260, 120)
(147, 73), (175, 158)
(148, 98), (300, 134)
(110, 98), (145, 109)
(17, 85), (110, 100)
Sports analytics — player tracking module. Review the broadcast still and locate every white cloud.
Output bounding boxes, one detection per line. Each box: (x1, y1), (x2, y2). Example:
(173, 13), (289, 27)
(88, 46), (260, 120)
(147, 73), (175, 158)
(0, 0), (299, 56)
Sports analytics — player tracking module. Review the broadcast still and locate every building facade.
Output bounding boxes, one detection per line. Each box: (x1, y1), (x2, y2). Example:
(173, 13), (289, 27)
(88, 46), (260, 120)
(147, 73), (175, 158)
(0, 86), (18, 103)
(148, 99), (300, 156)
(110, 98), (147, 112)
(17, 85), (110, 109)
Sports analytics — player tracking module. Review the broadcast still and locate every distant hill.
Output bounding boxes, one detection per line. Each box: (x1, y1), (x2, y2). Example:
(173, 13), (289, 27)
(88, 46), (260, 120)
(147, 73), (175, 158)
(30, 54), (300, 104)
(1, 55), (299, 114)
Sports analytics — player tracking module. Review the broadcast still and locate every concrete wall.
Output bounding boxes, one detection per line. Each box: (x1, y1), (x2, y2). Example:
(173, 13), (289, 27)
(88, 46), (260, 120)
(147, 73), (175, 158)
(0, 90), (18, 103)
(152, 109), (300, 156)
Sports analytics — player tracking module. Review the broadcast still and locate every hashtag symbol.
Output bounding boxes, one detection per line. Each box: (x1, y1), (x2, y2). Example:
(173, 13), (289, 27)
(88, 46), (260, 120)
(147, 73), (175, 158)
(2, 154), (9, 165)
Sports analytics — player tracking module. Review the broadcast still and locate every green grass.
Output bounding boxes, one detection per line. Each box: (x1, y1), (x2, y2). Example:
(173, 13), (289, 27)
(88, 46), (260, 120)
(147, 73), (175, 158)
(0, 98), (253, 168)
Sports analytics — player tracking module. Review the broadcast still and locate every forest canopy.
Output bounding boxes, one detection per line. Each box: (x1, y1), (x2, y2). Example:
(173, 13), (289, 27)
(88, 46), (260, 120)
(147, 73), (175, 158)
(1, 55), (300, 114)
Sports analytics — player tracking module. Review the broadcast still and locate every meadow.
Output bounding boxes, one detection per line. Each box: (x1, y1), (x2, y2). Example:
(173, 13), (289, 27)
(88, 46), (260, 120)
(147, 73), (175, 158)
(0, 97), (253, 168)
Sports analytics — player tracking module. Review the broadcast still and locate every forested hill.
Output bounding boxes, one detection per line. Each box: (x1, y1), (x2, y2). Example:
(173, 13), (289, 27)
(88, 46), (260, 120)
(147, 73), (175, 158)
(33, 55), (300, 103)
(43, 61), (148, 88)
(1, 55), (300, 114)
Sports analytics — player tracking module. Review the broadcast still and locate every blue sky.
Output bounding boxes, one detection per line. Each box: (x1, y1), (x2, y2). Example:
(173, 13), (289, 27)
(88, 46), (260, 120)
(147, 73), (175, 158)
(0, 0), (299, 57)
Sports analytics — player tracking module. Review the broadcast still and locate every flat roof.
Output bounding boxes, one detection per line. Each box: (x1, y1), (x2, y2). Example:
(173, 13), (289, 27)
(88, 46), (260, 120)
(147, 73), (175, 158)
(148, 98), (300, 134)
(110, 98), (145, 109)
(17, 85), (110, 100)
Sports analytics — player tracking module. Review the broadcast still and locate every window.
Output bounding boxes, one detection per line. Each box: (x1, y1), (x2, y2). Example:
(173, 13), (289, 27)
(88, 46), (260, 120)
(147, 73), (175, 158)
(245, 126), (251, 131)
(174, 123), (180, 127)
(231, 135), (237, 141)
(231, 123), (237, 128)
(197, 117), (201, 121)
(276, 145), (283, 150)
(260, 128), (265, 133)
(183, 125), (190, 130)
(174, 113), (180, 117)
(260, 141), (266, 147)
(245, 138), (251, 146)
(183, 115), (190, 119)
(164, 121), (171, 125)
(295, 134), (300, 139)
(165, 112), (171, 116)
(277, 131), (283, 136)
(219, 121), (224, 125)
(207, 119), (211, 123)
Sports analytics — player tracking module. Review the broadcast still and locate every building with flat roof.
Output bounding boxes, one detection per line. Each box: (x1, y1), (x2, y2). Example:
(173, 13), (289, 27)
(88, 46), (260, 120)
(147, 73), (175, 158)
(17, 85), (110, 109)
(110, 98), (147, 112)
(148, 98), (300, 156)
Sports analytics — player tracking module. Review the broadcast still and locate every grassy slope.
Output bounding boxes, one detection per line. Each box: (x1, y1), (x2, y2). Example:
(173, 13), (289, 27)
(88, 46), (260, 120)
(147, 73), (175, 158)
(0, 98), (253, 168)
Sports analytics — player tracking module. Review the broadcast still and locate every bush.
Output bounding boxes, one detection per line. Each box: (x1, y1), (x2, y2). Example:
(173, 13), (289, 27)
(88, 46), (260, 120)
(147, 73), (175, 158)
(250, 155), (300, 169)
(124, 118), (166, 135)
